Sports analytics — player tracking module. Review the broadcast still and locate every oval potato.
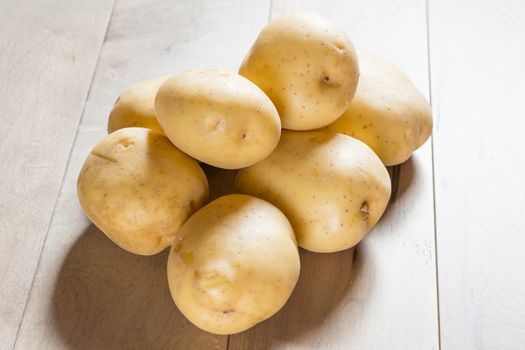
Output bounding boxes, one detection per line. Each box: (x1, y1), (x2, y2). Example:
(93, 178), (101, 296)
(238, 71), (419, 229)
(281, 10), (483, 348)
(239, 12), (359, 130)
(327, 52), (433, 165)
(77, 127), (208, 255)
(107, 76), (168, 134)
(235, 130), (391, 253)
(155, 69), (281, 169)
(167, 194), (300, 334)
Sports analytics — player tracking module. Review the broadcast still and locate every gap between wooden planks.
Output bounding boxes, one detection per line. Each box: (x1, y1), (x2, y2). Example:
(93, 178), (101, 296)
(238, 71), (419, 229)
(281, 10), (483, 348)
(429, 0), (525, 349)
(0, 1), (115, 348)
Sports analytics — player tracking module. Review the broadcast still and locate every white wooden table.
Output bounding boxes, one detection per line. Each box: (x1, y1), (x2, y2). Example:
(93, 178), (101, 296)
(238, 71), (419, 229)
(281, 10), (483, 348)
(1, 0), (524, 349)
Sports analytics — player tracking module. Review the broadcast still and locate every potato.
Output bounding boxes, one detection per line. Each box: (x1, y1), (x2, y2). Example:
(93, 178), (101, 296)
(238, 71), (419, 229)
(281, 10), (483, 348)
(77, 127), (208, 255)
(326, 52), (433, 165)
(167, 194), (300, 334)
(235, 131), (391, 253)
(239, 12), (359, 131)
(107, 76), (168, 134)
(155, 69), (281, 169)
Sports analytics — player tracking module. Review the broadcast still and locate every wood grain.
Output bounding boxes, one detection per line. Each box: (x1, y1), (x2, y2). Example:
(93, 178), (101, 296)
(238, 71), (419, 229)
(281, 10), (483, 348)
(13, 1), (271, 349)
(229, 0), (439, 349)
(429, 0), (525, 348)
(0, 0), (114, 348)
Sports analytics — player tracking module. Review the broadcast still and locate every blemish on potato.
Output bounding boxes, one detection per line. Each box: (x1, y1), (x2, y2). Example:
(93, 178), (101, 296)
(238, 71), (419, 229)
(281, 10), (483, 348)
(181, 251), (195, 265)
(172, 243), (182, 253)
(91, 151), (117, 163)
(360, 202), (369, 221)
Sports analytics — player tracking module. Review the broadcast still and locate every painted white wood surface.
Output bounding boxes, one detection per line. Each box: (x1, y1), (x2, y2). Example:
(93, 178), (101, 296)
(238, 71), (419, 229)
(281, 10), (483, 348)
(229, 0), (439, 349)
(14, 0), (525, 348)
(13, 1), (271, 349)
(429, 0), (525, 349)
(0, 1), (115, 348)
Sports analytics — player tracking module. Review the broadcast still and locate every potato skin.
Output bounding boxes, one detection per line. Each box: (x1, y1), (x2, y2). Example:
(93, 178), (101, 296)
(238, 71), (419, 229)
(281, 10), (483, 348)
(239, 12), (359, 131)
(327, 52), (433, 165)
(107, 76), (168, 134)
(155, 69), (281, 170)
(77, 127), (208, 255)
(167, 194), (300, 334)
(235, 131), (391, 253)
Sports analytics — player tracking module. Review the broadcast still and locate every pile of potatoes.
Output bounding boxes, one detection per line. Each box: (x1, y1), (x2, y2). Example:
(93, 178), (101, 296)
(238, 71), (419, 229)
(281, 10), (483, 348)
(77, 12), (432, 335)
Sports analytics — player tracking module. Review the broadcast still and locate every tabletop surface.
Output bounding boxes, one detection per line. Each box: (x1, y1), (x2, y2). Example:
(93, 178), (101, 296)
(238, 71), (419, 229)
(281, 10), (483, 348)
(1, 0), (524, 349)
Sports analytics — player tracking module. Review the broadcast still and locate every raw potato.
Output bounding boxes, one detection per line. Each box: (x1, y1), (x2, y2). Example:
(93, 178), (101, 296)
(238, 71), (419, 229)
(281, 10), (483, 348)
(239, 12), (359, 130)
(77, 127), (208, 255)
(107, 76), (168, 134)
(155, 69), (281, 169)
(327, 52), (433, 165)
(235, 131), (391, 253)
(167, 194), (300, 334)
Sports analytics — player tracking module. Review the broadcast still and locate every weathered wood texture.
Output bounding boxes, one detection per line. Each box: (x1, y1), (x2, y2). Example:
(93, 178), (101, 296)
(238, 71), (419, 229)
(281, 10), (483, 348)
(13, 0), (525, 348)
(229, 0), (439, 348)
(0, 0), (114, 348)
(12, 1), (271, 349)
(429, 0), (525, 349)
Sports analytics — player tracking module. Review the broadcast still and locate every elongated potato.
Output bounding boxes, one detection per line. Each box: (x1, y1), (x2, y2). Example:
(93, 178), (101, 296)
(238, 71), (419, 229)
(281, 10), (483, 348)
(239, 12), (359, 130)
(327, 52), (432, 165)
(167, 194), (300, 334)
(77, 127), (208, 255)
(235, 131), (391, 253)
(108, 76), (168, 134)
(155, 69), (281, 169)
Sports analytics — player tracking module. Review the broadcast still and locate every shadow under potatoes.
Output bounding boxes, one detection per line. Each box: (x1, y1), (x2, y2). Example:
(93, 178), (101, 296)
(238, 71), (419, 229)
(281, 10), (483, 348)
(382, 157), (416, 220)
(54, 155), (381, 348)
(229, 246), (368, 349)
(52, 224), (224, 350)
(201, 164), (237, 202)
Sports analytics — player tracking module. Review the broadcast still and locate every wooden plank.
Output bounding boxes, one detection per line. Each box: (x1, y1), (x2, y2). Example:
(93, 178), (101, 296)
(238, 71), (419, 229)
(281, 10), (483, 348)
(429, 0), (525, 348)
(229, 0), (439, 349)
(13, 0), (272, 349)
(0, 1), (115, 348)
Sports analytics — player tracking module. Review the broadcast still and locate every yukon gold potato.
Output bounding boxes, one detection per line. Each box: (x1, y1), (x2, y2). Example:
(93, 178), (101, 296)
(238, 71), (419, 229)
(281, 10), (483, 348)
(327, 52), (433, 165)
(239, 12), (359, 130)
(167, 194), (300, 334)
(107, 76), (168, 134)
(235, 131), (391, 253)
(77, 127), (208, 255)
(155, 69), (281, 169)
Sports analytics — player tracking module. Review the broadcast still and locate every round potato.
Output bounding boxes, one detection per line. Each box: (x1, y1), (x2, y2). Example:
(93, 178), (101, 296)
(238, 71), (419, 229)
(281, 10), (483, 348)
(239, 12), (359, 130)
(327, 52), (433, 165)
(77, 127), (208, 255)
(107, 76), (168, 134)
(155, 69), (281, 169)
(167, 194), (300, 334)
(235, 131), (391, 253)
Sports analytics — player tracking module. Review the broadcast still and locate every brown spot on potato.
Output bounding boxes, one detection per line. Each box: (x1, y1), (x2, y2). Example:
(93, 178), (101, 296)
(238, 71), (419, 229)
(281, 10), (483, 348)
(117, 137), (135, 149)
(360, 201), (369, 221)
(181, 251), (195, 265)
